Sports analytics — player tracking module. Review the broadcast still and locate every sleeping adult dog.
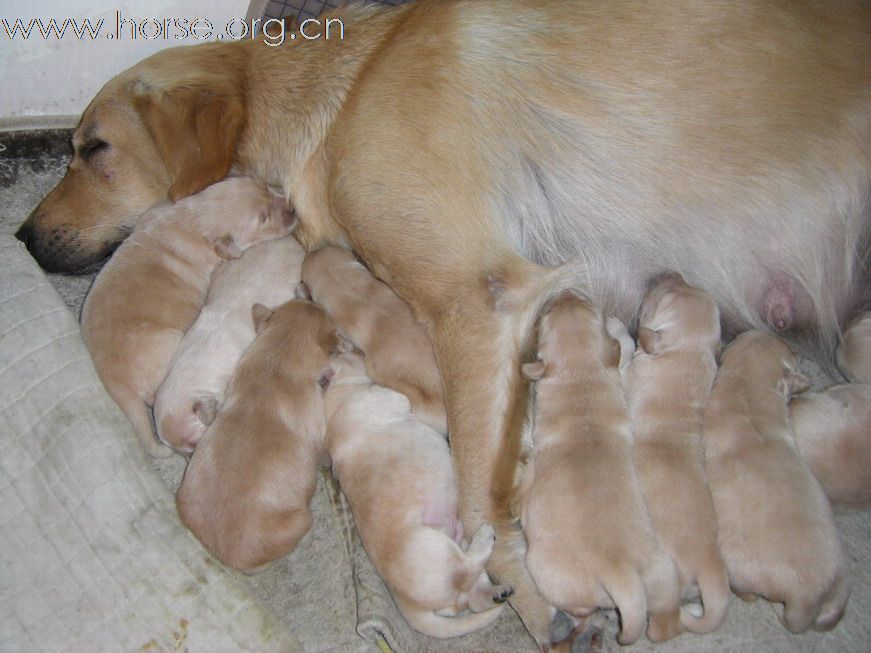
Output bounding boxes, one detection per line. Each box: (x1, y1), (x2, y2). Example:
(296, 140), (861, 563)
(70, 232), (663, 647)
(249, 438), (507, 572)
(17, 1), (871, 647)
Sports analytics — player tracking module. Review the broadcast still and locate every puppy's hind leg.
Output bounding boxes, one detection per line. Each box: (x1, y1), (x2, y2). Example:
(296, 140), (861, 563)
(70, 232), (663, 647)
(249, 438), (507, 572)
(457, 524), (513, 612)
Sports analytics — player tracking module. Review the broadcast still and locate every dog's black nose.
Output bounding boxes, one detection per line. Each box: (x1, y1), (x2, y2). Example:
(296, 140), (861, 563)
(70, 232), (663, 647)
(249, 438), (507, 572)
(14, 223), (32, 247)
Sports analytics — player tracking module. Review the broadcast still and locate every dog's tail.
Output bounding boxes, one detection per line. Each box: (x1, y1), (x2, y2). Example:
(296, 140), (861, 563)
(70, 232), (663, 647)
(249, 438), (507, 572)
(487, 260), (586, 342)
(395, 600), (504, 639)
(606, 570), (649, 645)
(679, 560), (731, 634)
(112, 384), (172, 458)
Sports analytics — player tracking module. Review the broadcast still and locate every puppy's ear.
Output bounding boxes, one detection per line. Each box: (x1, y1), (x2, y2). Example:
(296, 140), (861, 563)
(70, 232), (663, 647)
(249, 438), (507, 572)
(193, 396), (218, 427)
(295, 281), (312, 301)
(521, 361), (546, 381)
(214, 234), (242, 259)
(638, 326), (661, 355)
(252, 303), (273, 333)
(134, 86), (246, 202)
(318, 365), (336, 391)
(270, 193), (297, 229)
(780, 369), (810, 397)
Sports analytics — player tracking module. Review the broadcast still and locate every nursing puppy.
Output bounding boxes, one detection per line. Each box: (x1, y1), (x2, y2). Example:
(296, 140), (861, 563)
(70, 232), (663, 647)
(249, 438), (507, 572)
(177, 299), (347, 571)
(154, 236), (305, 453)
(625, 273), (730, 634)
(520, 290), (680, 645)
(837, 312), (871, 383)
(790, 383), (871, 511)
(703, 331), (849, 633)
(80, 177), (295, 457)
(325, 350), (508, 638)
(301, 245), (446, 435)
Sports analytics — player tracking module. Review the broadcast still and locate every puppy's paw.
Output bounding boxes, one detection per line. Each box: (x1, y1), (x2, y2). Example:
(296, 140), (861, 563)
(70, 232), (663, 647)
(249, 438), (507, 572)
(493, 584), (514, 603)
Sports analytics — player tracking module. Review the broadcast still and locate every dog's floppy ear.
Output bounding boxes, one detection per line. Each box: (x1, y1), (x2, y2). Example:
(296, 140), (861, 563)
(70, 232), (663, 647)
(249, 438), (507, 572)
(214, 234), (242, 259)
(638, 326), (661, 355)
(780, 368), (810, 398)
(193, 396), (219, 427)
(252, 303), (273, 334)
(134, 86), (246, 202)
(521, 361), (546, 381)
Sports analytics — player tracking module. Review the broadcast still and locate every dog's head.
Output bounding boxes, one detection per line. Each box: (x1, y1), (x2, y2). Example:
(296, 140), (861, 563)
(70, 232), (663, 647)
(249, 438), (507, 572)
(637, 272), (722, 355)
(723, 330), (810, 398)
(16, 42), (249, 272)
(523, 289), (619, 381)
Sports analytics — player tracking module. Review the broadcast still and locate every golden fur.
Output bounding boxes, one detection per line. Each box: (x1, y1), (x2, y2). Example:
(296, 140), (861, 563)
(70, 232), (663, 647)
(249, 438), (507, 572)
(625, 273), (730, 634)
(703, 331), (849, 633)
(301, 245), (446, 434)
(790, 383), (871, 511)
(80, 177), (294, 457)
(325, 350), (508, 638)
(519, 291), (680, 645)
(176, 300), (347, 571)
(20, 1), (871, 644)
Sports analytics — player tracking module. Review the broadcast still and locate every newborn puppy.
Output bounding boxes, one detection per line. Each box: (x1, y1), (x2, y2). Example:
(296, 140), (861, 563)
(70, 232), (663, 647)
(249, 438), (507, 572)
(176, 300), (346, 571)
(703, 331), (849, 633)
(790, 383), (871, 511)
(80, 177), (295, 457)
(153, 236), (305, 453)
(626, 273), (730, 634)
(325, 349), (509, 638)
(520, 290), (680, 645)
(301, 245), (446, 434)
(836, 311), (871, 383)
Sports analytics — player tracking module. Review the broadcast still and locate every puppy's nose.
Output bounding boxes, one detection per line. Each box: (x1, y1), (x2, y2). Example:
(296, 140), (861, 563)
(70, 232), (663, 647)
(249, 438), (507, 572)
(14, 222), (32, 247)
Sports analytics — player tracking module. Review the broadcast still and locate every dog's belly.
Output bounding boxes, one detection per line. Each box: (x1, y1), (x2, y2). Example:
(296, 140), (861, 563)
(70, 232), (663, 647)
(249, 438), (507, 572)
(326, 0), (871, 359)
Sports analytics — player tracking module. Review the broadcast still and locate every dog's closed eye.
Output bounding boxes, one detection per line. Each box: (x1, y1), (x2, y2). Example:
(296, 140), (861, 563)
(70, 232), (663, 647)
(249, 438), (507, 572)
(79, 139), (109, 160)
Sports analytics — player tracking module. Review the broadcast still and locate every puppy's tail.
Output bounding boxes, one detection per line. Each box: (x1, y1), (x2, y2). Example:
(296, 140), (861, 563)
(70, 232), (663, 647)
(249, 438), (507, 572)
(113, 385), (172, 458)
(607, 570), (648, 645)
(395, 600), (504, 639)
(680, 560), (731, 634)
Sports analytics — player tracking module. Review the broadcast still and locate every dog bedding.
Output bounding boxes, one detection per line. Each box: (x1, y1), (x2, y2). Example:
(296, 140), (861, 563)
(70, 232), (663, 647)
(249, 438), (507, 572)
(3, 190), (871, 651)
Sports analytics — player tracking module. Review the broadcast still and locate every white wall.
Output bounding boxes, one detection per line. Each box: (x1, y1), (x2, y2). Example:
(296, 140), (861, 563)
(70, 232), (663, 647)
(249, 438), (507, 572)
(0, 0), (251, 126)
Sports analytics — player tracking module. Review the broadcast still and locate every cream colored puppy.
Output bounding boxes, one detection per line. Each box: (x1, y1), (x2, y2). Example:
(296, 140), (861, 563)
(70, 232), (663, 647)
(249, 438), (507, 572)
(80, 177), (295, 457)
(301, 245), (446, 435)
(153, 236), (305, 453)
(703, 331), (849, 633)
(625, 273), (730, 634)
(790, 383), (871, 511)
(520, 290), (680, 645)
(177, 299), (347, 571)
(837, 311), (871, 383)
(325, 349), (509, 638)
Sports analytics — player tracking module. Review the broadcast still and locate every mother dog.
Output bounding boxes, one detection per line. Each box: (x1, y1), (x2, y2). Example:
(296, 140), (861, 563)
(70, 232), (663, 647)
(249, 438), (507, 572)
(17, 0), (871, 646)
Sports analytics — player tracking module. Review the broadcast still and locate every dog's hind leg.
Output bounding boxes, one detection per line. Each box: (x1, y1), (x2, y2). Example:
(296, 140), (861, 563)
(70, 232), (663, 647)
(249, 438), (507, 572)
(426, 268), (573, 649)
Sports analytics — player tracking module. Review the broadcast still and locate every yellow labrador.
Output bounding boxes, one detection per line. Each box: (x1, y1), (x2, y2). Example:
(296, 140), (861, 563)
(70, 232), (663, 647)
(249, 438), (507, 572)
(80, 177), (294, 457)
(20, 2), (871, 644)
(325, 350), (509, 638)
(176, 299), (348, 571)
(153, 236), (305, 453)
(625, 273), (730, 634)
(520, 291), (680, 645)
(703, 331), (849, 633)
(790, 383), (871, 511)
(301, 245), (445, 434)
